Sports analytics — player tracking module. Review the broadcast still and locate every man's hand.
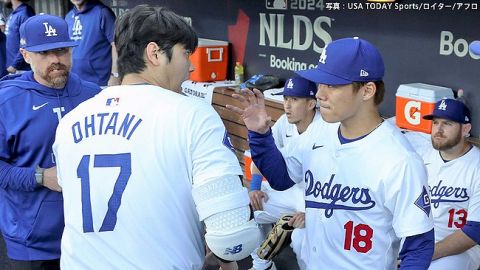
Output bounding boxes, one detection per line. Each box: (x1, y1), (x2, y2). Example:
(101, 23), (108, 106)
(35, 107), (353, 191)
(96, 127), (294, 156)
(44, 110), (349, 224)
(288, 212), (305, 229)
(6, 66), (16, 74)
(42, 166), (61, 192)
(226, 88), (271, 134)
(249, 190), (268, 211)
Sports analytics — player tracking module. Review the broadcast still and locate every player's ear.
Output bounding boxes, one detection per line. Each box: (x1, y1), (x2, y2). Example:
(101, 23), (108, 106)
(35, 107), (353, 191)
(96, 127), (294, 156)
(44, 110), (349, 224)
(145, 42), (162, 65)
(462, 123), (472, 138)
(20, 48), (31, 64)
(307, 98), (316, 110)
(362, 82), (376, 102)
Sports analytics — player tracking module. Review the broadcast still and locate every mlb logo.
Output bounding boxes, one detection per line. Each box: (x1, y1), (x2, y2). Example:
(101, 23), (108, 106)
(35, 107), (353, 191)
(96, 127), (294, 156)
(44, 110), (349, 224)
(266, 0), (287, 10)
(106, 97), (120, 106)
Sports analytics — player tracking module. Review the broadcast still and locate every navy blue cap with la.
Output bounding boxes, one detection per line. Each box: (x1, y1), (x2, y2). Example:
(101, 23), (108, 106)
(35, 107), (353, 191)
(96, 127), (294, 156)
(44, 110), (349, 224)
(423, 98), (471, 124)
(273, 77), (317, 98)
(296, 37), (385, 85)
(20, 14), (77, 52)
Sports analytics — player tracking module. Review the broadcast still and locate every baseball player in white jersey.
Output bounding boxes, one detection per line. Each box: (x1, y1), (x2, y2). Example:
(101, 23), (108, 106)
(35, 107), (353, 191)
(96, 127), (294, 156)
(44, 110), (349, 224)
(248, 77), (322, 270)
(421, 99), (480, 270)
(53, 6), (260, 269)
(228, 37), (435, 269)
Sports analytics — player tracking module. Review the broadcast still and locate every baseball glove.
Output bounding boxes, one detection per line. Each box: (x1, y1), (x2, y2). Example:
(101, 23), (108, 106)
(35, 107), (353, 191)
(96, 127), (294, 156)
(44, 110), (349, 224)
(257, 214), (295, 260)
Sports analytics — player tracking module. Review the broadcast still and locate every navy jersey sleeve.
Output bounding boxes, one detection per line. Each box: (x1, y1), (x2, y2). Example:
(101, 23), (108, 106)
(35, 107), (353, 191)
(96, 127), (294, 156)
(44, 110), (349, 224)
(462, 221), (480, 244)
(399, 229), (434, 270)
(249, 129), (295, 191)
(100, 7), (116, 43)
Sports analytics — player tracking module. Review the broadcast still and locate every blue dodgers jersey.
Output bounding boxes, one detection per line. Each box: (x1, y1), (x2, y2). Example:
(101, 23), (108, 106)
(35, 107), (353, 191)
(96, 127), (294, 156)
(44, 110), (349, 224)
(4, 3), (34, 70)
(66, 2), (115, 86)
(0, 71), (100, 260)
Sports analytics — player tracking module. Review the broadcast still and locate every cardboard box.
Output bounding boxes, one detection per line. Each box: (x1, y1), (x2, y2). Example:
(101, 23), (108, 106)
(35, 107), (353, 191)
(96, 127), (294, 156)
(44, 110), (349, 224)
(189, 38), (228, 82)
(396, 83), (454, 133)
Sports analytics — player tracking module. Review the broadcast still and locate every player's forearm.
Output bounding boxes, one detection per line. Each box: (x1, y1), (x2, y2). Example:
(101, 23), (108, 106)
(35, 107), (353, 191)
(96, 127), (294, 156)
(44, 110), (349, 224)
(432, 230), (476, 260)
(0, 159), (37, 191)
(249, 129), (295, 191)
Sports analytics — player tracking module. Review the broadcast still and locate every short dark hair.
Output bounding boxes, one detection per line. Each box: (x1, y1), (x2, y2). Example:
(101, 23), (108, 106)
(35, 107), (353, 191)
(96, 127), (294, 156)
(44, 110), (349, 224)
(115, 5), (198, 77)
(352, 81), (385, 106)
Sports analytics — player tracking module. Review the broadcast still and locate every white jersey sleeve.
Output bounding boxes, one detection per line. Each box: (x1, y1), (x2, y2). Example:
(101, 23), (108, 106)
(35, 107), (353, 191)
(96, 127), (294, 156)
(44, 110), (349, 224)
(466, 147), (480, 223)
(383, 153), (433, 237)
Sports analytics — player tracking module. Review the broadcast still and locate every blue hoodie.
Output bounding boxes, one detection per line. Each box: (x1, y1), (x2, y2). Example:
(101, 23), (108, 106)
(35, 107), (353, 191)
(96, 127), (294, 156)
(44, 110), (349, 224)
(66, 1), (115, 86)
(0, 71), (100, 260)
(4, 3), (34, 70)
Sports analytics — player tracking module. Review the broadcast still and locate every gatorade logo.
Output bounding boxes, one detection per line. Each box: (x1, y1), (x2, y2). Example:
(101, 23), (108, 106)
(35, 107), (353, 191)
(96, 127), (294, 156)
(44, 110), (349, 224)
(404, 100), (421, 125)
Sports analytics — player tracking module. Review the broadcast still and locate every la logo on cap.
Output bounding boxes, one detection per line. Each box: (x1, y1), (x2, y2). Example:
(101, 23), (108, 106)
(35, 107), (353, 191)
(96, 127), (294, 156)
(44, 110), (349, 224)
(43, 22), (58, 37)
(319, 44), (328, 64)
(438, 99), (447, 111)
(286, 79), (294, 88)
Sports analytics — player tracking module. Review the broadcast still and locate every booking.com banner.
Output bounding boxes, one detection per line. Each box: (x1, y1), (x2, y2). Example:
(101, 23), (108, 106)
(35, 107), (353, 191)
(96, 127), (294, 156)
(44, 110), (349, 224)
(108, 0), (480, 136)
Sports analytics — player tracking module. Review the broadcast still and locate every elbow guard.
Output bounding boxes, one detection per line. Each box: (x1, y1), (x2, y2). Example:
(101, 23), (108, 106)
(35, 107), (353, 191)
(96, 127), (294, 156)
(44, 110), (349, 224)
(193, 175), (261, 261)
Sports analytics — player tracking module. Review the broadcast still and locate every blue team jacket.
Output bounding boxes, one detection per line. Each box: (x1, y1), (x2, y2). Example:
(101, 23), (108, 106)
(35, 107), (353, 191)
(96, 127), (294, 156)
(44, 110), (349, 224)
(4, 3), (34, 70)
(0, 71), (100, 260)
(66, 1), (116, 86)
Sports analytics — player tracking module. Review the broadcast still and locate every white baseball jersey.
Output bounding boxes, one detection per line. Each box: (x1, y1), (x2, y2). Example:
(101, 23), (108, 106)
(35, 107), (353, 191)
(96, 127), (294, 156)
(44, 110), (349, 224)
(422, 146), (480, 270)
(281, 120), (433, 269)
(53, 85), (242, 270)
(271, 113), (299, 148)
(261, 112), (324, 217)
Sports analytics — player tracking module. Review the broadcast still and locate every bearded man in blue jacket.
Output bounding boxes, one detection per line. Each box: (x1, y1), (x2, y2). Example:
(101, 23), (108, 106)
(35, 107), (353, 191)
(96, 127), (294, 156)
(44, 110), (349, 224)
(0, 14), (100, 270)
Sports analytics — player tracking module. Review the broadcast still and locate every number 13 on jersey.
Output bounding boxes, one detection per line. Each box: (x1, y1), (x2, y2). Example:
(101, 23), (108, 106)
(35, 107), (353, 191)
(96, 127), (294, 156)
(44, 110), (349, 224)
(76, 153), (132, 233)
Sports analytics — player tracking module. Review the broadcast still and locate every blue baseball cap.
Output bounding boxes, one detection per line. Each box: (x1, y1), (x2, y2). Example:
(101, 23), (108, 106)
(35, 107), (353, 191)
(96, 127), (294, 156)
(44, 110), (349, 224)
(423, 98), (471, 124)
(296, 37), (385, 85)
(273, 77), (317, 98)
(20, 14), (77, 52)
(469, 40), (480, 56)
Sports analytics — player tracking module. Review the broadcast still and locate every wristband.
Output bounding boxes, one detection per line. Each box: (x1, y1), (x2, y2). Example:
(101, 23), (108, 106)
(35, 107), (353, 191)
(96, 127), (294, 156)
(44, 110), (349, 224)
(35, 166), (45, 185)
(250, 174), (263, 191)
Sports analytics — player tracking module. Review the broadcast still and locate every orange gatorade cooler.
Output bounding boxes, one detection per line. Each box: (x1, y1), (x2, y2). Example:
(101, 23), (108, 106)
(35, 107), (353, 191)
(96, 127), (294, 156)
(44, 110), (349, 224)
(189, 38), (228, 82)
(396, 83), (454, 133)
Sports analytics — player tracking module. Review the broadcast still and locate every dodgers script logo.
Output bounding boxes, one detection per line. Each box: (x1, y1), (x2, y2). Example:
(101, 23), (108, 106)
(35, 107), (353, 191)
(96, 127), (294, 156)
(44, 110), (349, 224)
(430, 180), (469, 208)
(304, 171), (376, 218)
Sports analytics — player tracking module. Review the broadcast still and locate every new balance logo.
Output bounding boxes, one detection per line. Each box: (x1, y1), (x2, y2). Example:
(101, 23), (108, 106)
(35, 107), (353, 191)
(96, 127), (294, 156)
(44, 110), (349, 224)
(360, 70), (369, 77)
(438, 99), (447, 111)
(224, 244), (243, 255)
(43, 22), (57, 37)
(32, 102), (49, 110)
(312, 143), (324, 150)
